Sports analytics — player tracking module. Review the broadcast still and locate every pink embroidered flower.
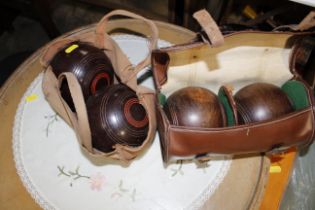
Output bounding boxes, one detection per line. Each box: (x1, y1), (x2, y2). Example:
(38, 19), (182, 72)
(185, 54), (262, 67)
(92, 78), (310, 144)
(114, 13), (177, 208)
(90, 173), (105, 191)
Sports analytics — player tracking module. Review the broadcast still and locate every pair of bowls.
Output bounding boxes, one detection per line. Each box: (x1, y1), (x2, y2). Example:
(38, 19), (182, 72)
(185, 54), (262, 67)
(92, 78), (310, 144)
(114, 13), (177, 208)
(50, 41), (148, 153)
(163, 83), (293, 128)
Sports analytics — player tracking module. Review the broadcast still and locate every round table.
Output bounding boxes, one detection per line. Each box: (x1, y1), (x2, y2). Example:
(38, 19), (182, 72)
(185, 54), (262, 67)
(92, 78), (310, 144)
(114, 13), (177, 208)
(0, 19), (272, 210)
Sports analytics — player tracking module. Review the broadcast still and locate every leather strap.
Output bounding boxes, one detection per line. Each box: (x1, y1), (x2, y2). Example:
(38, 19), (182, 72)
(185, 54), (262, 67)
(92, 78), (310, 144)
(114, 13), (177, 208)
(274, 11), (315, 31)
(193, 9), (224, 47)
(290, 36), (315, 88)
(297, 11), (315, 31)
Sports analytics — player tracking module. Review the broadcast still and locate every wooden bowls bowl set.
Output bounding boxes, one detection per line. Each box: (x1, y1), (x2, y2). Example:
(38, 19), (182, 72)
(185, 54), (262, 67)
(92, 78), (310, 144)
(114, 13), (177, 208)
(43, 11), (315, 163)
(50, 42), (302, 156)
(50, 41), (149, 153)
(48, 40), (313, 163)
(163, 83), (294, 129)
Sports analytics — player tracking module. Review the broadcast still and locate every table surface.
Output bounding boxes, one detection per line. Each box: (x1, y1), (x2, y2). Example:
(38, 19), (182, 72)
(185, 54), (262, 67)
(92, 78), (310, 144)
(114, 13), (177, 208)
(0, 19), (293, 210)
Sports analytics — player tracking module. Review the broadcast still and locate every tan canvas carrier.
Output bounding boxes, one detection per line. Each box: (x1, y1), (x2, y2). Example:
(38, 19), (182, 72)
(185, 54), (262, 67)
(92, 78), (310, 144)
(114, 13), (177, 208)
(41, 10), (158, 162)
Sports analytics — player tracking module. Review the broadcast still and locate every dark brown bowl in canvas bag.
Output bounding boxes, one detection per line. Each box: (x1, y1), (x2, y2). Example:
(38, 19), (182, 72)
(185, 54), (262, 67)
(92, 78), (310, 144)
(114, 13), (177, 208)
(41, 10), (158, 163)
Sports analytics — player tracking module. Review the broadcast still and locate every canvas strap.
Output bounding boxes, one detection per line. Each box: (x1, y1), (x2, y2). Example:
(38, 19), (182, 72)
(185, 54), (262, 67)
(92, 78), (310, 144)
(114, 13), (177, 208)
(58, 72), (93, 152)
(42, 68), (93, 152)
(95, 9), (158, 87)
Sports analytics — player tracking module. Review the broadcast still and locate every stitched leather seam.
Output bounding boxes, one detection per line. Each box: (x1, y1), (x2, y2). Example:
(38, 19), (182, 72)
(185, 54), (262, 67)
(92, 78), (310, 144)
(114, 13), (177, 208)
(169, 107), (312, 133)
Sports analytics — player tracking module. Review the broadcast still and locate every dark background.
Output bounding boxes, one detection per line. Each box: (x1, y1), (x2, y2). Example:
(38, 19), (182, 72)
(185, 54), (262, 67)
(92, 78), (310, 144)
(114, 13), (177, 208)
(0, 0), (313, 86)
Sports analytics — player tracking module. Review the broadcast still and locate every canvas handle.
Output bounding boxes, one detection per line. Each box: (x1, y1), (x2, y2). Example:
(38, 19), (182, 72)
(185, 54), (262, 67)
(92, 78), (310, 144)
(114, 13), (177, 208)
(57, 72), (93, 152)
(95, 9), (158, 78)
(193, 9), (224, 47)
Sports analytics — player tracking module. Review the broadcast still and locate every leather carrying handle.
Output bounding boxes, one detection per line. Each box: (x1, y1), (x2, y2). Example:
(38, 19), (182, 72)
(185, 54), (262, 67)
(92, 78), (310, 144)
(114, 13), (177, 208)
(289, 36), (315, 88)
(95, 9), (159, 80)
(193, 9), (224, 47)
(298, 11), (315, 31)
(273, 11), (315, 32)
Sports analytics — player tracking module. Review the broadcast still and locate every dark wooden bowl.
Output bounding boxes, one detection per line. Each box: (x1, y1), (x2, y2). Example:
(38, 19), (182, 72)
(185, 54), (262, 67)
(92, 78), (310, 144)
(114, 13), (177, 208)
(163, 87), (226, 128)
(50, 41), (114, 110)
(234, 82), (294, 124)
(86, 84), (149, 153)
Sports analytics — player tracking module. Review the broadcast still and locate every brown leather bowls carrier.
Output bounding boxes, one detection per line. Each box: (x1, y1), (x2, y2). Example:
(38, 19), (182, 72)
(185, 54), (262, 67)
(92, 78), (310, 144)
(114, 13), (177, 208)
(152, 10), (315, 163)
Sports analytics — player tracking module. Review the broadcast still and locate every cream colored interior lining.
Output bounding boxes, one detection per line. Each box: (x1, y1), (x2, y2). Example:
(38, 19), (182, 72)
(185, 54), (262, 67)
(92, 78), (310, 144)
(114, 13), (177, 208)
(161, 33), (295, 96)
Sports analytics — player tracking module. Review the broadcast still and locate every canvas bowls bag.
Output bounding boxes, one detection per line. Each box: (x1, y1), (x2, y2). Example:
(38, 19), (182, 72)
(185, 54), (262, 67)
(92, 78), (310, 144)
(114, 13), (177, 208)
(152, 9), (315, 163)
(40, 10), (158, 162)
